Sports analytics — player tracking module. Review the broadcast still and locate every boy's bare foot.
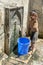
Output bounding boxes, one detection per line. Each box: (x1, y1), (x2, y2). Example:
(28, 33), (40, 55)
(29, 47), (35, 55)
(29, 50), (33, 55)
(29, 49), (35, 55)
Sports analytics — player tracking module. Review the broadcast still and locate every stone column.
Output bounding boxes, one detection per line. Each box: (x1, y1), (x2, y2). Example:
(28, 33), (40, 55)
(0, 6), (4, 51)
(22, 0), (30, 36)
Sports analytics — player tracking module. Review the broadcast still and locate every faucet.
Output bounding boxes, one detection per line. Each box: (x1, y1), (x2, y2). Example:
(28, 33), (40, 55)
(19, 26), (22, 37)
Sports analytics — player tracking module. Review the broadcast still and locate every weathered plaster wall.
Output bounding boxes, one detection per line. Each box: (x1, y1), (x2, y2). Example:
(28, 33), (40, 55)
(0, 0), (29, 35)
(0, 0), (29, 51)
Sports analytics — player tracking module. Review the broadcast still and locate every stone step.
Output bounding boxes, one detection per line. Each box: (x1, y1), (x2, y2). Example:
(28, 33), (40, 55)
(2, 52), (19, 65)
(0, 50), (8, 65)
(2, 60), (14, 65)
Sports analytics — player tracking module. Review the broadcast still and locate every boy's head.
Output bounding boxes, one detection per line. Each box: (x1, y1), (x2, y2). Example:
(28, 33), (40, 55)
(30, 10), (38, 20)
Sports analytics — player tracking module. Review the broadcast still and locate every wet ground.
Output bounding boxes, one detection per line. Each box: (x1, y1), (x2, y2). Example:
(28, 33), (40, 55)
(0, 39), (43, 65)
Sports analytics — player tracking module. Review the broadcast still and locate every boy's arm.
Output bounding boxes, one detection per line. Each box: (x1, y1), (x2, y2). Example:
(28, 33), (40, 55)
(26, 21), (31, 36)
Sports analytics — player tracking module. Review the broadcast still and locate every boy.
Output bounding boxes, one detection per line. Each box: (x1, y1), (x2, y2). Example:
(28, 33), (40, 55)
(28, 10), (38, 53)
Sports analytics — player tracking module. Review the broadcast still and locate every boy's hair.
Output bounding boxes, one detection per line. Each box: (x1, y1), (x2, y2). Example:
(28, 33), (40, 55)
(32, 10), (37, 13)
(30, 10), (38, 17)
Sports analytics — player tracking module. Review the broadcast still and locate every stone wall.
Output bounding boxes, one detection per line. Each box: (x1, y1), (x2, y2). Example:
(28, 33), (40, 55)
(0, 0), (43, 53)
(0, 0), (29, 36)
(0, 0), (29, 52)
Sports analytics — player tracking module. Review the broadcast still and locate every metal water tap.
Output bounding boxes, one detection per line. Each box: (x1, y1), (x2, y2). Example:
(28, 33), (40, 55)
(19, 26), (22, 37)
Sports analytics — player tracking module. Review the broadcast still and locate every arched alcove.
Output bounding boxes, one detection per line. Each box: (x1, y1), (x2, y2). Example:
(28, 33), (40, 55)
(4, 7), (24, 55)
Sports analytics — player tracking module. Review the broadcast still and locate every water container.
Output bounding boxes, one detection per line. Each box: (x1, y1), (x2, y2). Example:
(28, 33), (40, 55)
(17, 37), (31, 55)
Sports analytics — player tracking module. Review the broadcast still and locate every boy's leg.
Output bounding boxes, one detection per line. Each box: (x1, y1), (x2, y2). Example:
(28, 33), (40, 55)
(30, 32), (38, 52)
(31, 42), (35, 52)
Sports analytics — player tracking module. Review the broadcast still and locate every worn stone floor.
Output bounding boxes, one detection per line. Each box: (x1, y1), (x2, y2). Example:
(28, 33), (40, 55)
(0, 39), (43, 65)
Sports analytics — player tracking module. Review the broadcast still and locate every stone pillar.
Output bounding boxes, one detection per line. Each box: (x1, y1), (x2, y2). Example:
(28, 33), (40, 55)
(22, 0), (30, 36)
(0, 6), (4, 51)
